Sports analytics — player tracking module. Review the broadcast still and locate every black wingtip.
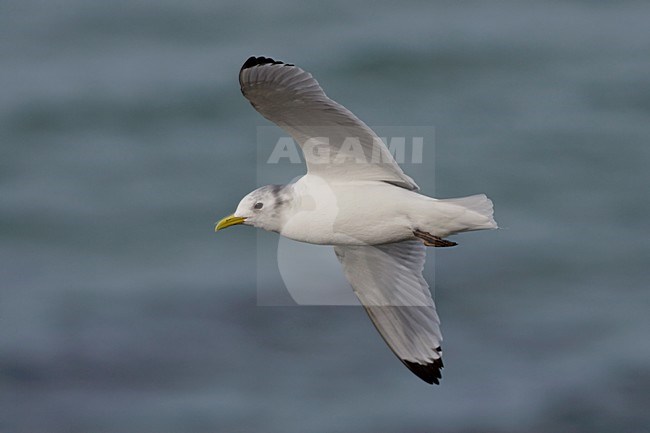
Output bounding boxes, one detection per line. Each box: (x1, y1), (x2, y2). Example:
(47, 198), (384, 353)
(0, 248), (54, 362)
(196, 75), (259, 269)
(240, 56), (292, 72)
(402, 353), (444, 385)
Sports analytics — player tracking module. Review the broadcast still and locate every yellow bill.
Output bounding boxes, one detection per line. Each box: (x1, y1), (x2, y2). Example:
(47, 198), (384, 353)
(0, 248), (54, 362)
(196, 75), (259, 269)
(215, 214), (246, 232)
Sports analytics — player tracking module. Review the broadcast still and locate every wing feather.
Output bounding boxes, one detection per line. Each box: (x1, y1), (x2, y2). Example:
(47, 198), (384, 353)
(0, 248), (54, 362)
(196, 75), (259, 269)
(239, 56), (419, 190)
(334, 240), (443, 384)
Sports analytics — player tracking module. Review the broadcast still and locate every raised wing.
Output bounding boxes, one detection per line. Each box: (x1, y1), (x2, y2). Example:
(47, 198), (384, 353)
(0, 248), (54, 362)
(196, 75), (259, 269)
(334, 240), (443, 384)
(239, 56), (419, 191)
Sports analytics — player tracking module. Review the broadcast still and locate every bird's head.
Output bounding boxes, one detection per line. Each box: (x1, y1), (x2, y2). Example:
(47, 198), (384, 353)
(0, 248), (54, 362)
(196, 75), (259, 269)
(215, 184), (289, 233)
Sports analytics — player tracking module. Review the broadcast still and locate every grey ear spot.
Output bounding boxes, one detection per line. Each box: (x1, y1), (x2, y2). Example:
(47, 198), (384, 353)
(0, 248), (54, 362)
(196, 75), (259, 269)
(254, 202), (264, 210)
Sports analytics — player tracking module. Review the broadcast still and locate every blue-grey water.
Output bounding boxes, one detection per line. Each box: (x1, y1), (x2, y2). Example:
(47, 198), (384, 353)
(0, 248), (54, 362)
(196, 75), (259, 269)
(2, 1), (650, 432)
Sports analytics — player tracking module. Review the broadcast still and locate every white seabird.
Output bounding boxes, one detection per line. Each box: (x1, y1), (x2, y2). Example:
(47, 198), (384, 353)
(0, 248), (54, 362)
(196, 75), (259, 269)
(216, 56), (497, 384)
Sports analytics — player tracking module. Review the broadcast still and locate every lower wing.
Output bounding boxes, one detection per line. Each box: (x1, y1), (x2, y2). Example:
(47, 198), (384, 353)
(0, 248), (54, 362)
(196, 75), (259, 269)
(334, 240), (444, 384)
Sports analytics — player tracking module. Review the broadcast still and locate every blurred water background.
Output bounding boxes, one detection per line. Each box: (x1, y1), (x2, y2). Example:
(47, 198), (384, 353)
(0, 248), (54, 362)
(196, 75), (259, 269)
(2, 1), (650, 432)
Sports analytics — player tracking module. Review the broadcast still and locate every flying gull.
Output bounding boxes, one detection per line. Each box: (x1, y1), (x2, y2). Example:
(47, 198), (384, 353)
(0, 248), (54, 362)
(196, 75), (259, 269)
(216, 56), (497, 384)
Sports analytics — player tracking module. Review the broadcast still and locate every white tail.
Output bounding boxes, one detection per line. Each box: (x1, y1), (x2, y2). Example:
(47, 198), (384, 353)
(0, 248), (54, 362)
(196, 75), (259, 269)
(437, 194), (497, 234)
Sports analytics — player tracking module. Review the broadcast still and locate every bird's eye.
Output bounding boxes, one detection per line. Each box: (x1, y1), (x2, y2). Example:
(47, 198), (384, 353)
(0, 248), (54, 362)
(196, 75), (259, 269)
(254, 202), (263, 210)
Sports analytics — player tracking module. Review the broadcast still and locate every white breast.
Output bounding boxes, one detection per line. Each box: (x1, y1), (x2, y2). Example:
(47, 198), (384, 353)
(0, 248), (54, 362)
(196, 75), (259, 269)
(279, 175), (417, 246)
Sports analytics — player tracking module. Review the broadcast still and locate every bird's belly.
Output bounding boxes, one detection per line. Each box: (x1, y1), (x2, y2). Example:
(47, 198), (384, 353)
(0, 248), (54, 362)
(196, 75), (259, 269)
(281, 217), (411, 245)
(279, 183), (415, 246)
